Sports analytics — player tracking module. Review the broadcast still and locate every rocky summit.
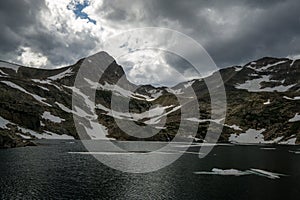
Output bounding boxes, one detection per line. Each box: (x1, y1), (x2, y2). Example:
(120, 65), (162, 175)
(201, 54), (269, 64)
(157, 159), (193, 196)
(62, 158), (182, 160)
(0, 52), (299, 148)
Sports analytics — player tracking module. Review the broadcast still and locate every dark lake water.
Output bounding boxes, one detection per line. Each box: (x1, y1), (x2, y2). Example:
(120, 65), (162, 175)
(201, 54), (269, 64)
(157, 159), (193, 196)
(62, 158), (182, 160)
(0, 140), (299, 200)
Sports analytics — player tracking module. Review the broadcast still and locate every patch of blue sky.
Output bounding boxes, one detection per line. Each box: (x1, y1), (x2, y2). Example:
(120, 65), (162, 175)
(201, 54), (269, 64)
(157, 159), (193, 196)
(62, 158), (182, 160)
(67, 0), (96, 25)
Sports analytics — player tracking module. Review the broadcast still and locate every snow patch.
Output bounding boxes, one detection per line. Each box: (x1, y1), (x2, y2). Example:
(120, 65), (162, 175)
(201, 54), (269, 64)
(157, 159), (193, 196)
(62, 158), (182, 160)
(229, 128), (266, 144)
(288, 113), (300, 122)
(1, 81), (51, 106)
(42, 111), (65, 123)
(83, 120), (109, 140)
(225, 124), (242, 131)
(48, 68), (74, 80)
(32, 79), (51, 84)
(55, 102), (73, 113)
(184, 80), (195, 88)
(263, 99), (271, 105)
(0, 61), (20, 72)
(144, 105), (181, 124)
(38, 85), (49, 91)
(185, 117), (225, 124)
(234, 66), (242, 71)
(0, 116), (10, 129)
(257, 60), (287, 71)
(235, 75), (295, 92)
(96, 103), (174, 123)
(279, 136), (297, 145)
(166, 88), (183, 95)
(283, 96), (300, 100)
(42, 131), (74, 140)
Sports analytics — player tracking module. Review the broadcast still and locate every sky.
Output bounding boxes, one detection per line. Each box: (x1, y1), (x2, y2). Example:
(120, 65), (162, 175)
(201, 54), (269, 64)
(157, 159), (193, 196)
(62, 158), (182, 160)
(0, 0), (300, 86)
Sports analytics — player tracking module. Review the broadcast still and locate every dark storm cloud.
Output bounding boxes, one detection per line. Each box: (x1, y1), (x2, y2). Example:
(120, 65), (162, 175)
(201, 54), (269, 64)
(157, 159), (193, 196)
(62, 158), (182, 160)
(99, 0), (300, 67)
(0, 0), (46, 53)
(0, 0), (300, 69)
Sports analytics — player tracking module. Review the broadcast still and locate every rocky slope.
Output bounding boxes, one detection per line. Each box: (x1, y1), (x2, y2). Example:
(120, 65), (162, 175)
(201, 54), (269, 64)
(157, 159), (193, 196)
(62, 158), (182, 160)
(0, 52), (299, 147)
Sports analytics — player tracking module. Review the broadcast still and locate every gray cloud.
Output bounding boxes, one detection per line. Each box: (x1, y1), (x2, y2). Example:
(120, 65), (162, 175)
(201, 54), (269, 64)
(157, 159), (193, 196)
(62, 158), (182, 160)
(98, 0), (300, 67)
(0, 0), (45, 53)
(0, 0), (299, 72)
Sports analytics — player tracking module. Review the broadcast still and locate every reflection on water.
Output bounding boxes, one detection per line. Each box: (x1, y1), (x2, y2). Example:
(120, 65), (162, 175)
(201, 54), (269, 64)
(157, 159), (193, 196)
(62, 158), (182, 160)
(0, 140), (300, 199)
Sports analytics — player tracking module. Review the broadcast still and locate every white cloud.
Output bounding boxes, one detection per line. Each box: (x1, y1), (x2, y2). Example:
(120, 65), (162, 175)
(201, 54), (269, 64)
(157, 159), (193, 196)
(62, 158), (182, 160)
(17, 47), (48, 67)
(118, 49), (188, 86)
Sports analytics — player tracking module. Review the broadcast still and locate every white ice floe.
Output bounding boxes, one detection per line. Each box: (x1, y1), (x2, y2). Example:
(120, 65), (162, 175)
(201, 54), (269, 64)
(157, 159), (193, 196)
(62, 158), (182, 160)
(235, 75), (296, 92)
(260, 147), (276, 150)
(173, 143), (233, 148)
(263, 99), (271, 105)
(249, 168), (286, 179)
(48, 68), (74, 80)
(1, 81), (51, 106)
(194, 168), (249, 176)
(289, 150), (300, 154)
(68, 150), (201, 155)
(288, 113), (300, 122)
(42, 111), (65, 123)
(194, 168), (287, 179)
(229, 129), (266, 144)
(283, 96), (300, 100)
(0, 61), (20, 72)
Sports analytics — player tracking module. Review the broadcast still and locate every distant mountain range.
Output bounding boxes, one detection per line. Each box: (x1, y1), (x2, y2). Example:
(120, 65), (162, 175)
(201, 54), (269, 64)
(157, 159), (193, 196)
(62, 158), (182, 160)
(0, 52), (299, 148)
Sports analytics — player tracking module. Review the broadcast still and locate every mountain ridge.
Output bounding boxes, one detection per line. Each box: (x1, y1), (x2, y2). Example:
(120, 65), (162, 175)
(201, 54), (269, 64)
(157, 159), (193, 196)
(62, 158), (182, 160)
(0, 52), (299, 148)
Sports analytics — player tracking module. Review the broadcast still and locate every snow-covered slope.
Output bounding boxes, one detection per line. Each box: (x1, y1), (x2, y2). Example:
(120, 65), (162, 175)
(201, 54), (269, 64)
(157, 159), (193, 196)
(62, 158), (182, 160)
(0, 54), (299, 147)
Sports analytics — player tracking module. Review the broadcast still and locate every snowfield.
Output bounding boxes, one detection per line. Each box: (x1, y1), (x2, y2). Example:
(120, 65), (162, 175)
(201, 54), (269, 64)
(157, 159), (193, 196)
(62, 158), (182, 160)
(235, 75), (295, 92)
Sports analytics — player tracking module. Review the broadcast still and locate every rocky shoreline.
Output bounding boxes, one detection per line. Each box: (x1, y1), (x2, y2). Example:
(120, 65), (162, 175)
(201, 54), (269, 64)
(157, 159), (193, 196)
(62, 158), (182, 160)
(0, 131), (36, 149)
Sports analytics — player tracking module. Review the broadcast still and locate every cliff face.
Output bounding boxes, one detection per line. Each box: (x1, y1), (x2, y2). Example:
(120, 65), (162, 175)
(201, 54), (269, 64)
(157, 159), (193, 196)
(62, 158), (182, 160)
(0, 53), (299, 147)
